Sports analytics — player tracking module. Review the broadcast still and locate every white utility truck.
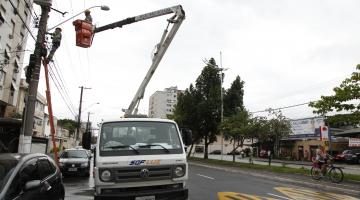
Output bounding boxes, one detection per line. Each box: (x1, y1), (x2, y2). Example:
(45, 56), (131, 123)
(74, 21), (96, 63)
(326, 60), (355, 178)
(94, 118), (191, 200)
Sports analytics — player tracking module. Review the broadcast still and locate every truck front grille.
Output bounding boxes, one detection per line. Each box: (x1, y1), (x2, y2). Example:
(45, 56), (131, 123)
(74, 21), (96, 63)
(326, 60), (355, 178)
(111, 165), (172, 182)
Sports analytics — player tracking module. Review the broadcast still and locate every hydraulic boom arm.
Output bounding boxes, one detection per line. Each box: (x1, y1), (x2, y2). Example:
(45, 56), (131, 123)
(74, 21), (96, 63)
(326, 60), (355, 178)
(94, 5), (185, 117)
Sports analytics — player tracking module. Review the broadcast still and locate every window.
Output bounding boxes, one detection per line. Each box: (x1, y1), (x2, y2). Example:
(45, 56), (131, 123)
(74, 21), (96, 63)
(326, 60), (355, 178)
(12, 61), (19, 80)
(24, 10), (28, 19)
(9, 86), (14, 104)
(0, 11), (4, 25)
(4, 50), (9, 64)
(37, 158), (55, 180)
(0, 5), (6, 14)
(10, 19), (15, 38)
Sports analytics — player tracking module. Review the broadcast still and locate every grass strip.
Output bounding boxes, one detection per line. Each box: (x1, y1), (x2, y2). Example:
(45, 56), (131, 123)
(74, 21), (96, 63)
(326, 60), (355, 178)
(189, 157), (360, 182)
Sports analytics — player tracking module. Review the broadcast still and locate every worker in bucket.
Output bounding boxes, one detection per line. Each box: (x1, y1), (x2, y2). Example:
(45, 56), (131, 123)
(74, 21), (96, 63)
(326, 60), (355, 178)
(84, 10), (93, 23)
(46, 27), (62, 64)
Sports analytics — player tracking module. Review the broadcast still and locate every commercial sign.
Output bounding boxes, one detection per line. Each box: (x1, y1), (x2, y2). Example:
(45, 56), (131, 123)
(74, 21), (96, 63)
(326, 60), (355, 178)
(290, 117), (324, 135)
(320, 126), (329, 141)
(349, 138), (360, 147)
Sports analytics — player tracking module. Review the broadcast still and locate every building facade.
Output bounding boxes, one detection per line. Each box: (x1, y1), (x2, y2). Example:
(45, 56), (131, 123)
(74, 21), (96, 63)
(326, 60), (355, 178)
(0, 0), (33, 117)
(148, 86), (183, 118)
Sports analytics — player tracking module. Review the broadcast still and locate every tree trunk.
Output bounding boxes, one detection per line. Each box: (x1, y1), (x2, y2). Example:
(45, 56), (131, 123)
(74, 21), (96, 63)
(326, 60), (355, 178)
(232, 139), (236, 162)
(187, 143), (194, 158)
(204, 134), (208, 159)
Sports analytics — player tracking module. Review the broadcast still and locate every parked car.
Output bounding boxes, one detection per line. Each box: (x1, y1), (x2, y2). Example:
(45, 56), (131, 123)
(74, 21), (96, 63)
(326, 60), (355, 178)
(259, 150), (268, 158)
(343, 149), (360, 164)
(0, 153), (65, 200)
(59, 148), (91, 177)
(334, 150), (351, 162)
(210, 150), (222, 155)
(227, 150), (240, 155)
(195, 146), (204, 153)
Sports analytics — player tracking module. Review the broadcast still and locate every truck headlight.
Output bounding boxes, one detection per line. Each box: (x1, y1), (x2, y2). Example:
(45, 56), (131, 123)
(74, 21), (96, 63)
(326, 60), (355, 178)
(101, 170), (112, 181)
(81, 162), (89, 167)
(174, 166), (185, 177)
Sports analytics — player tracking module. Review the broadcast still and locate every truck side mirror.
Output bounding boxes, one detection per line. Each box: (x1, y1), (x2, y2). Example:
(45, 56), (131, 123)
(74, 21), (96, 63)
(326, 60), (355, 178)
(181, 129), (192, 146)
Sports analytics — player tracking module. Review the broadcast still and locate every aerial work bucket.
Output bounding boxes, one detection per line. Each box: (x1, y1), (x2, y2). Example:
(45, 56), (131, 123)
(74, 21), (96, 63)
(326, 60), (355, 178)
(73, 19), (94, 48)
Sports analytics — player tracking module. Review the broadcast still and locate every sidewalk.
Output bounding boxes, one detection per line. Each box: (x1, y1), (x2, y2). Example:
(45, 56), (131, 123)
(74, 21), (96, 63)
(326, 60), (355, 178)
(191, 153), (360, 175)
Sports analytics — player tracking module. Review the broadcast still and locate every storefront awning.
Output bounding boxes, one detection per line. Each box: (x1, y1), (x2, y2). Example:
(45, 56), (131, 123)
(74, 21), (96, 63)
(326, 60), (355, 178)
(335, 128), (360, 138)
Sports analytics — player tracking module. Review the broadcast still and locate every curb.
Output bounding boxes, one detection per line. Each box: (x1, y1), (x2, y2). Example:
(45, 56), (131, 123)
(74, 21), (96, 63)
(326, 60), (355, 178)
(189, 161), (360, 197)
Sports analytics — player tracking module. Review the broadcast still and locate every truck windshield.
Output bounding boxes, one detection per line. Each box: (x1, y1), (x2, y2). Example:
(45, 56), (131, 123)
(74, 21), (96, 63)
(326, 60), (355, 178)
(99, 121), (183, 156)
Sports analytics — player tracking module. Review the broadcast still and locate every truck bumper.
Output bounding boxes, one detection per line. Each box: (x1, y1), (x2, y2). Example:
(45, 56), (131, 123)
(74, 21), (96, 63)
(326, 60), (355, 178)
(94, 187), (188, 200)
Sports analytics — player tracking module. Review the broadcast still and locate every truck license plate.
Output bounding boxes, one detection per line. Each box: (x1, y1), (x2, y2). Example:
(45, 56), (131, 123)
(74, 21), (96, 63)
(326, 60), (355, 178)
(68, 168), (77, 171)
(135, 196), (155, 200)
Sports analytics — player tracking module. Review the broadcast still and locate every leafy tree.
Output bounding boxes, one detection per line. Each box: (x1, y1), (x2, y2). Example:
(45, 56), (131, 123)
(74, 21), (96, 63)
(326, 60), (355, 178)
(195, 58), (222, 159)
(309, 65), (360, 127)
(172, 85), (202, 157)
(264, 109), (292, 157)
(220, 109), (250, 162)
(223, 76), (245, 117)
(58, 118), (77, 136)
(172, 58), (222, 159)
(10, 112), (22, 119)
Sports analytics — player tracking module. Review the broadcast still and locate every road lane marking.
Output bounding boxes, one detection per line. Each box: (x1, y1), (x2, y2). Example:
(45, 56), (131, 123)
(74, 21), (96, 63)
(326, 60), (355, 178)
(267, 193), (292, 200)
(218, 192), (278, 200)
(196, 173), (215, 180)
(275, 187), (360, 200)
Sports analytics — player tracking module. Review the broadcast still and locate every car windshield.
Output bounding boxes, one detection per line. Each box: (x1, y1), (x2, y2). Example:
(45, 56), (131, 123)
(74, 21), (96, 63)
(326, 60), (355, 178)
(61, 150), (88, 158)
(0, 159), (18, 191)
(99, 121), (183, 156)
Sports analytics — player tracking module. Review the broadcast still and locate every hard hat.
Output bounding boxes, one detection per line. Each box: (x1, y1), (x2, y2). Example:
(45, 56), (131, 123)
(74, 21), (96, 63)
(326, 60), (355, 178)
(55, 27), (62, 31)
(85, 9), (91, 13)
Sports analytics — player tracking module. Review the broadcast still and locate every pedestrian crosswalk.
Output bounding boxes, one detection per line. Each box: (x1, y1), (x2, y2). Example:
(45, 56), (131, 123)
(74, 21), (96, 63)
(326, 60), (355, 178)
(217, 187), (359, 200)
(274, 187), (359, 200)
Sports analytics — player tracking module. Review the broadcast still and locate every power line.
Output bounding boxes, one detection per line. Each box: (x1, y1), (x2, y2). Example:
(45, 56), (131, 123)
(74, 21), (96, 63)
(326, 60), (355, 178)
(48, 64), (77, 117)
(51, 58), (77, 112)
(250, 102), (311, 114)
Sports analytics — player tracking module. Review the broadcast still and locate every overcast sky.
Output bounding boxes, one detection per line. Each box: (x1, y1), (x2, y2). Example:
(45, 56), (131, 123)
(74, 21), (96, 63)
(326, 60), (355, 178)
(25, 0), (360, 127)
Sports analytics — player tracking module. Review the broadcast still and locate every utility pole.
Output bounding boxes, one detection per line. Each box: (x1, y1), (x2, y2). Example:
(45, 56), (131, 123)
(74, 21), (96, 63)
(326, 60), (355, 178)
(19, 0), (52, 153)
(86, 112), (93, 132)
(220, 51), (224, 160)
(75, 86), (91, 143)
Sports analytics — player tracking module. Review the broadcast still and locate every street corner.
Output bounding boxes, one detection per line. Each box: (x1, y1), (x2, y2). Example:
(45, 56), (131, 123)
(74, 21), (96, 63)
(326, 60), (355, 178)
(274, 187), (360, 200)
(217, 192), (278, 200)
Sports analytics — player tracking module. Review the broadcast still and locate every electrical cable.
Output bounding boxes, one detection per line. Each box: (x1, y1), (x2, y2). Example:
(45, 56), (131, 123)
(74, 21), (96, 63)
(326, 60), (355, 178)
(51, 58), (78, 112)
(250, 102), (311, 114)
(48, 64), (77, 117)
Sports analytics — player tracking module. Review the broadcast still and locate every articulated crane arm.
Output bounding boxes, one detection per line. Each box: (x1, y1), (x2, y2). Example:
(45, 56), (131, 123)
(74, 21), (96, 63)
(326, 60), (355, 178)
(94, 5), (185, 117)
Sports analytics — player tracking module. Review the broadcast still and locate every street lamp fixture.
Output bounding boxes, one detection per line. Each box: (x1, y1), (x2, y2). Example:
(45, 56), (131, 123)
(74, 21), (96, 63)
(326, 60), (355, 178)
(48, 5), (110, 31)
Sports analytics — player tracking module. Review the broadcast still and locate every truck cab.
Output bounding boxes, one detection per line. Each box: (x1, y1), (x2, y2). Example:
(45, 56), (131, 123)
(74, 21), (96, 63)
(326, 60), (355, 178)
(94, 118), (190, 200)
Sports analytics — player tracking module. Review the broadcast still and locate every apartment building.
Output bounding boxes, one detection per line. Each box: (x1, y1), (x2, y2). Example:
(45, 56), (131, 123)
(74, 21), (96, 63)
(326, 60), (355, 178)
(0, 0), (33, 117)
(148, 86), (183, 118)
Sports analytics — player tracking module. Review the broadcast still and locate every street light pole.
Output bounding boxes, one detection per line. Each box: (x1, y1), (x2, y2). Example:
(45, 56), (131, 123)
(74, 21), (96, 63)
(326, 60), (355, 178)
(220, 51), (224, 161)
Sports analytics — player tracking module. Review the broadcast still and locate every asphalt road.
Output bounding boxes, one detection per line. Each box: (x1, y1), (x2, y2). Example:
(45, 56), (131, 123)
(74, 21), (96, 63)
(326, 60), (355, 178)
(188, 163), (359, 200)
(63, 164), (360, 200)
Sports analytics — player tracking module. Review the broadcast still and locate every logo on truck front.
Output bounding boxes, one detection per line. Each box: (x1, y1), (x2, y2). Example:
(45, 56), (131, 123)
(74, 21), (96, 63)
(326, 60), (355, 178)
(129, 160), (160, 165)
